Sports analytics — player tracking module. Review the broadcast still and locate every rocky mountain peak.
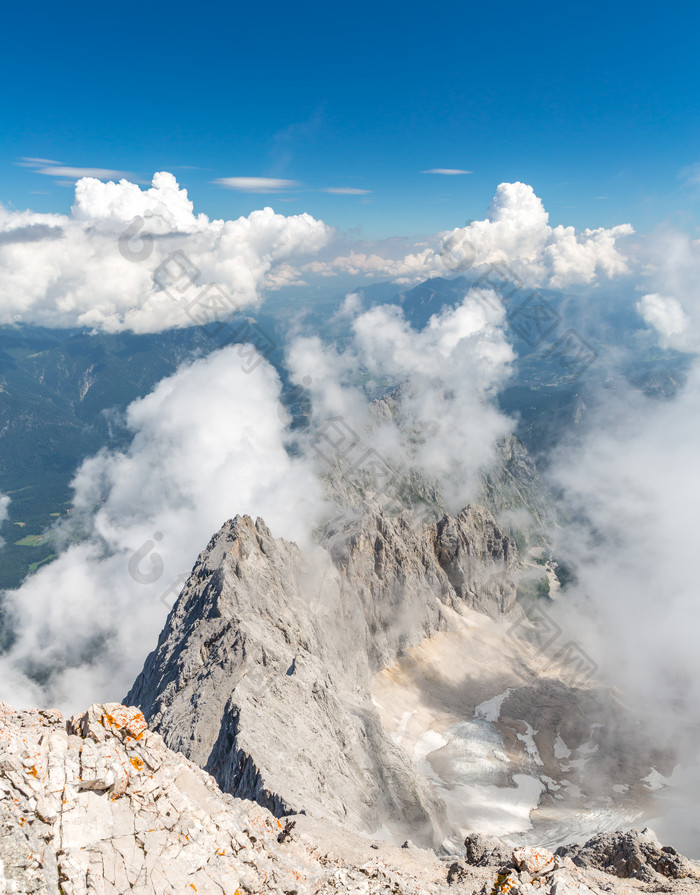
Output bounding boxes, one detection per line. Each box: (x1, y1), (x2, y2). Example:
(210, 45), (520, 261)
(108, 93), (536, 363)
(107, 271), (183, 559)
(126, 504), (518, 846)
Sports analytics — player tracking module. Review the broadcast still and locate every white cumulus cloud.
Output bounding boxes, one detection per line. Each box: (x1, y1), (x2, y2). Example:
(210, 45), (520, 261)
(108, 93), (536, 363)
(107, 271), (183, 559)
(637, 293), (690, 346)
(296, 182), (633, 288)
(441, 182), (634, 287)
(287, 287), (515, 510)
(0, 172), (330, 332)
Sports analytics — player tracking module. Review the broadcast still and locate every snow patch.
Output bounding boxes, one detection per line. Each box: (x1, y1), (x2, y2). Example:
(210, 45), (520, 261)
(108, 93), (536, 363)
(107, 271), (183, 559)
(392, 710), (415, 748)
(643, 768), (670, 792)
(553, 734), (571, 760)
(474, 689), (511, 722)
(516, 722), (544, 767)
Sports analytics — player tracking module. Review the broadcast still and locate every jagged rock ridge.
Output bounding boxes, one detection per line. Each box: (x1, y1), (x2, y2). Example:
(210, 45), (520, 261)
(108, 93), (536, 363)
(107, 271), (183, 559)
(556, 828), (700, 884)
(126, 506), (517, 846)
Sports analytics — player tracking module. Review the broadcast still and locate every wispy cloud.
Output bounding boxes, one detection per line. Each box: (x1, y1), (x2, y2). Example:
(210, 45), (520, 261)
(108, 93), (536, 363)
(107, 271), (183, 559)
(39, 167), (131, 180)
(16, 157), (63, 167)
(421, 168), (472, 175)
(18, 158), (131, 180)
(322, 187), (372, 195)
(212, 177), (301, 193)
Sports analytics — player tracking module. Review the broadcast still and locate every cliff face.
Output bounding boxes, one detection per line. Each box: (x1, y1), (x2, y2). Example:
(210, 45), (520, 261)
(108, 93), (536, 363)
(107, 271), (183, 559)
(126, 506), (517, 847)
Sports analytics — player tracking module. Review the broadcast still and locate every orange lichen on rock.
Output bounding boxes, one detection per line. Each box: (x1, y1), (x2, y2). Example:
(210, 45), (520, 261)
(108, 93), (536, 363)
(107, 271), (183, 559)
(100, 705), (148, 740)
(513, 847), (555, 875)
(492, 872), (520, 894)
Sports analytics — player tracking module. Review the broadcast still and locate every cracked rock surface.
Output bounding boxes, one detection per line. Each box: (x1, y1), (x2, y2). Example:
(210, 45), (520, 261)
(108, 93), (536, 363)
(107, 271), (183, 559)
(2, 702), (699, 895)
(0, 701), (460, 894)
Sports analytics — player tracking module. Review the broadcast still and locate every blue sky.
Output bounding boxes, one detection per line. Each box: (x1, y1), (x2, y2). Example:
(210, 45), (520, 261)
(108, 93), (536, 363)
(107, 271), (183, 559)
(2, 0), (699, 238)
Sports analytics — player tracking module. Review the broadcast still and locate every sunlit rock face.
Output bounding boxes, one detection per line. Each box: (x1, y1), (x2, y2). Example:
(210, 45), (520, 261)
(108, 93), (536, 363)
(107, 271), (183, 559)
(0, 701), (694, 895)
(125, 502), (679, 853)
(126, 506), (517, 848)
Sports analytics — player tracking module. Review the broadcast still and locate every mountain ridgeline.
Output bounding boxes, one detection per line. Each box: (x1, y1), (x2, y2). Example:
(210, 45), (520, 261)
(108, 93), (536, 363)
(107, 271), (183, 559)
(126, 506), (517, 847)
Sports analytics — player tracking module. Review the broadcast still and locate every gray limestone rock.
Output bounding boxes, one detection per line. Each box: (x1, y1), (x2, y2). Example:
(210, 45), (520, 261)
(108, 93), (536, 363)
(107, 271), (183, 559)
(2, 702), (694, 895)
(463, 833), (511, 868)
(555, 827), (700, 883)
(126, 506), (517, 846)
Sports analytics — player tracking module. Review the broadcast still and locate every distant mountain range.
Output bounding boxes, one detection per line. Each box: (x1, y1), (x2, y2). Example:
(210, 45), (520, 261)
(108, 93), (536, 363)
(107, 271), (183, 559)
(0, 275), (690, 593)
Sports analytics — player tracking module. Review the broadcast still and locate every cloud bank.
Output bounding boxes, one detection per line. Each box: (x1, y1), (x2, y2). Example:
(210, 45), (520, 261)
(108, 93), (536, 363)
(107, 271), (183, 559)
(544, 229), (700, 851)
(297, 182), (633, 287)
(0, 172), (330, 332)
(287, 287), (516, 511)
(442, 182), (634, 287)
(0, 178), (632, 324)
(0, 347), (326, 712)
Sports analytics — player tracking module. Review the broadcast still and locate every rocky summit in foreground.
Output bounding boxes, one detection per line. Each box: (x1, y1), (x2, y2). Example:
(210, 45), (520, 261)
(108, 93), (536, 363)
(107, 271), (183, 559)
(1, 702), (698, 895)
